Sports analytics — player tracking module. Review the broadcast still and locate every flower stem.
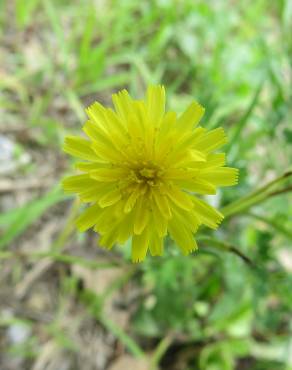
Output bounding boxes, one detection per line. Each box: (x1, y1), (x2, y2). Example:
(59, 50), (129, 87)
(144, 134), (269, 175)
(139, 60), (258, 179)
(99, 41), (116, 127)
(221, 170), (292, 218)
(197, 236), (254, 267)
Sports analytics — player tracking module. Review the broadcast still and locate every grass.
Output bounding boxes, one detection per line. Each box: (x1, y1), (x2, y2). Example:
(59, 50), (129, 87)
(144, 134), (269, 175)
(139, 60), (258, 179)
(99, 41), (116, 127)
(0, 0), (292, 369)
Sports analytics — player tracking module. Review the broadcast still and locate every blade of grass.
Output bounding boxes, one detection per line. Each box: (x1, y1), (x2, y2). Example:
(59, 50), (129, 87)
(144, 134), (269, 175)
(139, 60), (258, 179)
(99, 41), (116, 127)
(15, 0), (41, 27)
(42, 0), (69, 71)
(0, 250), (119, 269)
(150, 334), (173, 370)
(77, 277), (144, 358)
(0, 186), (67, 249)
(101, 315), (145, 358)
(77, 72), (131, 96)
(226, 80), (264, 159)
(65, 90), (86, 123)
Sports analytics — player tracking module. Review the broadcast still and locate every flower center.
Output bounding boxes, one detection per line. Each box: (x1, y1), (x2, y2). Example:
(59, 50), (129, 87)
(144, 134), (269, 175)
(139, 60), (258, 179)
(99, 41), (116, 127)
(139, 168), (156, 179)
(129, 163), (163, 187)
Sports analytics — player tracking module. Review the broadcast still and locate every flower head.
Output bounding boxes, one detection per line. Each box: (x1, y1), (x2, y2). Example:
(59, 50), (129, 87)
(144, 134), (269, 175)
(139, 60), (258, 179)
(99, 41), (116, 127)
(62, 85), (238, 262)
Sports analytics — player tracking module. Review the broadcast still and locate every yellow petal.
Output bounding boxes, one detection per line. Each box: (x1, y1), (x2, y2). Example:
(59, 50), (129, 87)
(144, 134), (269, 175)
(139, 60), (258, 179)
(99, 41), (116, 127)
(63, 136), (97, 161)
(78, 186), (107, 202)
(194, 127), (227, 153)
(203, 153), (226, 168)
(166, 186), (193, 211)
(83, 120), (112, 147)
(168, 219), (197, 255)
(124, 185), (141, 213)
(84, 117), (129, 153)
(189, 149), (206, 162)
(164, 167), (202, 181)
(113, 100), (145, 145)
(134, 198), (150, 234)
(200, 167), (239, 186)
(152, 191), (172, 219)
(105, 108), (127, 135)
(192, 197), (223, 229)
(99, 188), (122, 208)
(146, 85), (165, 124)
(156, 111), (176, 143)
(84, 119), (129, 161)
(151, 201), (168, 237)
(99, 224), (119, 249)
(155, 131), (176, 161)
(86, 102), (107, 131)
(62, 174), (112, 202)
(176, 101), (205, 132)
(62, 174), (97, 193)
(175, 178), (216, 194)
(76, 203), (102, 232)
(90, 167), (127, 182)
(94, 206), (118, 233)
(166, 127), (206, 163)
(91, 141), (124, 162)
(132, 228), (150, 262)
(172, 206), (200, 233)
(117, 210), (135, 244)
(149, 231), (164, 256)
(75, 162), (106, 171)
(163, 146), (206, 168)
(112, 89), (133, 122)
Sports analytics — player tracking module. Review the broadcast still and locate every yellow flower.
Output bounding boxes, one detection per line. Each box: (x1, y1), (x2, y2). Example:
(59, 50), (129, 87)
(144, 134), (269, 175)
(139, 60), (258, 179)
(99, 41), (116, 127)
(62, 85), (238, 262)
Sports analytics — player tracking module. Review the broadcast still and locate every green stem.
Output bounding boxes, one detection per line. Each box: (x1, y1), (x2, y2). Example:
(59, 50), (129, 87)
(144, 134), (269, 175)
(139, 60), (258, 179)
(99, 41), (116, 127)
(150, 334), (173, 370)
(222, 170), (292, 218)
(101, 315), (145, 358)
(197, 236), (254, 267)
(0, 250), (121, 269)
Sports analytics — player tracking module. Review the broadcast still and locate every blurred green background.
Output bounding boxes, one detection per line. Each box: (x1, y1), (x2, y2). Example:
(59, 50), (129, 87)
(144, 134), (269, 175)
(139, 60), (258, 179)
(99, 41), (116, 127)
(0, 0), (292, 369)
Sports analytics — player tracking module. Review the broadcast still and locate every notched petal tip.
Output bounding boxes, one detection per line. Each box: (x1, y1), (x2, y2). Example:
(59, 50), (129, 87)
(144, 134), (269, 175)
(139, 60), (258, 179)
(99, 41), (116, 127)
(233, 168), (240, 184)
(214, 213), (224, 229)
(177, 100), (205, 131)
(131, 256), (144, 263)
(63, 135), (98, 162)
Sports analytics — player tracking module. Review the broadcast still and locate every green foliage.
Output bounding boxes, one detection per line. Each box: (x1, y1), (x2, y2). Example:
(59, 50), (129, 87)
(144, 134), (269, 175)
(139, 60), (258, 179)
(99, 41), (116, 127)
(0, 187), (67, 249)
(0, 0), (291, 368)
